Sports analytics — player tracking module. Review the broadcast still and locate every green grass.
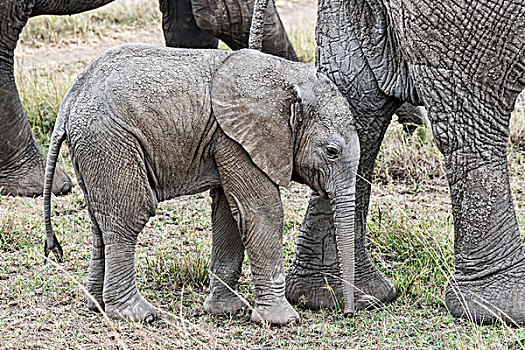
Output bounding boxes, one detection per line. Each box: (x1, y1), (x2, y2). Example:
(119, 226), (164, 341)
(17, 62), (81, 145)
(288, 28), (316, 64)
(4, 1), (525, 348)
(374, 124), (445, 185)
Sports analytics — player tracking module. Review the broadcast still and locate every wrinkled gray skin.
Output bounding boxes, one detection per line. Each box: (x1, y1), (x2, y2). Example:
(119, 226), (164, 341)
(162, 0), (297, 60)
(43, 45), (359, 325)
(0, 0), (296, 197)
(286, 0), (525, 325)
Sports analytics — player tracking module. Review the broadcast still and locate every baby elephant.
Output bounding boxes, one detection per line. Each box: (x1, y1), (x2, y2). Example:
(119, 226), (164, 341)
(44, 44), (359, 325)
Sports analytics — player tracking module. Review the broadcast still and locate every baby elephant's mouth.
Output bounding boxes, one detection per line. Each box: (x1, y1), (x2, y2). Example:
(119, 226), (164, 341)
(316, 189), (329, 199)
(308, 173), (328, 199)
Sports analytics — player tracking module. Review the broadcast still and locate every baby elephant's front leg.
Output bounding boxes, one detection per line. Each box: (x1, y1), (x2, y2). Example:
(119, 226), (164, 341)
(204, 187), (247, 315)
(216, 140), (300, 325)
(232, 195), (299, 325)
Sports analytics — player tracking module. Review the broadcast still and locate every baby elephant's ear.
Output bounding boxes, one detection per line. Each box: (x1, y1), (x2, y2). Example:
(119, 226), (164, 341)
(211, 50), (297, 187)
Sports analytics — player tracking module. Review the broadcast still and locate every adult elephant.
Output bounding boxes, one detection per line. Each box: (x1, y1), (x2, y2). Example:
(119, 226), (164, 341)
(0, 0), (296, 196)
(286, 0), (525, 324)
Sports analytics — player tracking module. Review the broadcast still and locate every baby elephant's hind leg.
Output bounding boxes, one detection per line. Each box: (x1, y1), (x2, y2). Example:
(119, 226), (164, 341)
(204, 187), (247, 315)
(75, 169), (105, 312)
(102, 231), (157, 323)
(96, 197), (156, 322)
(86, 208), (105, 312)
(79, 135), (158, 323)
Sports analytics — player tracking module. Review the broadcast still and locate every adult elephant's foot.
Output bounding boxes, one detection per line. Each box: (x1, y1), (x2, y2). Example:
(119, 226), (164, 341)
(286, 256), (396, 310)
(203, 290), (247, 314)
(286, 194), (396, 310)
(438, 158), (525, 325)
(445, 263), (525, 325)
(105, 293), (158, 323)
(0, 147), (73, 196)
(251, 296), (300, 325)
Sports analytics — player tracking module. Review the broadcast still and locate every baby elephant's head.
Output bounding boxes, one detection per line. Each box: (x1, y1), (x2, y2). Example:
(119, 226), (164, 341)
(290, 73), (359, 199)
(212, 49), (359, 315)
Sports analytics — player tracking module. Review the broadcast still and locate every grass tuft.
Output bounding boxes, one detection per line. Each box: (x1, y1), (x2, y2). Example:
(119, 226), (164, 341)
(17, 64), (78, 145)
(144, 244), (210, 290)
(367, 197), (453, 303)
(289, 28), (316, 64)
(0, 217), (17, 252)
(374, 122), (446, 185)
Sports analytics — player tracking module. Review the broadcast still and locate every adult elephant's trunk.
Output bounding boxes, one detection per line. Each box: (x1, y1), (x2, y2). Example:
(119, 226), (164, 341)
(0, 0), (73, 196)
(328, 179), (356, 315)
(248, 0), (268, 51)
(31, 0), (115, 16)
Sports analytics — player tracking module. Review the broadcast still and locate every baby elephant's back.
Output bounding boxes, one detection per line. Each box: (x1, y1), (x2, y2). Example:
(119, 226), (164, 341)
(87, 44), (229, 141)
(65, 44), (232, 195)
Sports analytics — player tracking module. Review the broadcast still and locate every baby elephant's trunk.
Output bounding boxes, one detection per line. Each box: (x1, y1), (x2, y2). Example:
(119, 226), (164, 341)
(331, 190), (356, 315)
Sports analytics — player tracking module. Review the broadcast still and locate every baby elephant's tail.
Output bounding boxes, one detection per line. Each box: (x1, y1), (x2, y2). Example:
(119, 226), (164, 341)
(43, 112), (68, 262)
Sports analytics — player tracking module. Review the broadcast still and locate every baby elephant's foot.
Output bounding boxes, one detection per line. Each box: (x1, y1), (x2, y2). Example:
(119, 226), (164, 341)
(86, 296), (105, 313)
(86, 280), (105, 313)
(203, 291), (247, 314)
(105, 294), (158, 323)
(251, 297), (300, 325)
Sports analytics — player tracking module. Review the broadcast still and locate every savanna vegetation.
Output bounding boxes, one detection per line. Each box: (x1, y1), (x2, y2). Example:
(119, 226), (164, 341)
(1, 0), (524, 348)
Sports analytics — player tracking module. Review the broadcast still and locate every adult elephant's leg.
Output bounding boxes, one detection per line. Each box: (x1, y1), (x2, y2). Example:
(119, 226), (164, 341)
(416, 78), (525, 323)
(286, 96), (400, 309)
(388, 0), (525, 324)
(431, 101), (525, 324)
(159, 0), (218, 49)
(0, 0), (72, 196)
(203, 187), (247, 314)
(190, 0), (298, 61)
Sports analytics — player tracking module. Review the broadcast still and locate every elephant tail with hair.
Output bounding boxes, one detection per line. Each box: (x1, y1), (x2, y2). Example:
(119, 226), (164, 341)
(43, 109), (68, 263)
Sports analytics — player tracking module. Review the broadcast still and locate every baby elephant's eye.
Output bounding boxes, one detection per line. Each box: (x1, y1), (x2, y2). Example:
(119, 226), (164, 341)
(326, 144), (340, 160)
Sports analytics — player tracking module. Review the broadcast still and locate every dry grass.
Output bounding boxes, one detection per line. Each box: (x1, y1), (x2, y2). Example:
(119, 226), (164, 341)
(3, 1), (525, 348)
(20, 0), (161, 48)
(374, 123), (445, 185)
(288, 28), (316, 64)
